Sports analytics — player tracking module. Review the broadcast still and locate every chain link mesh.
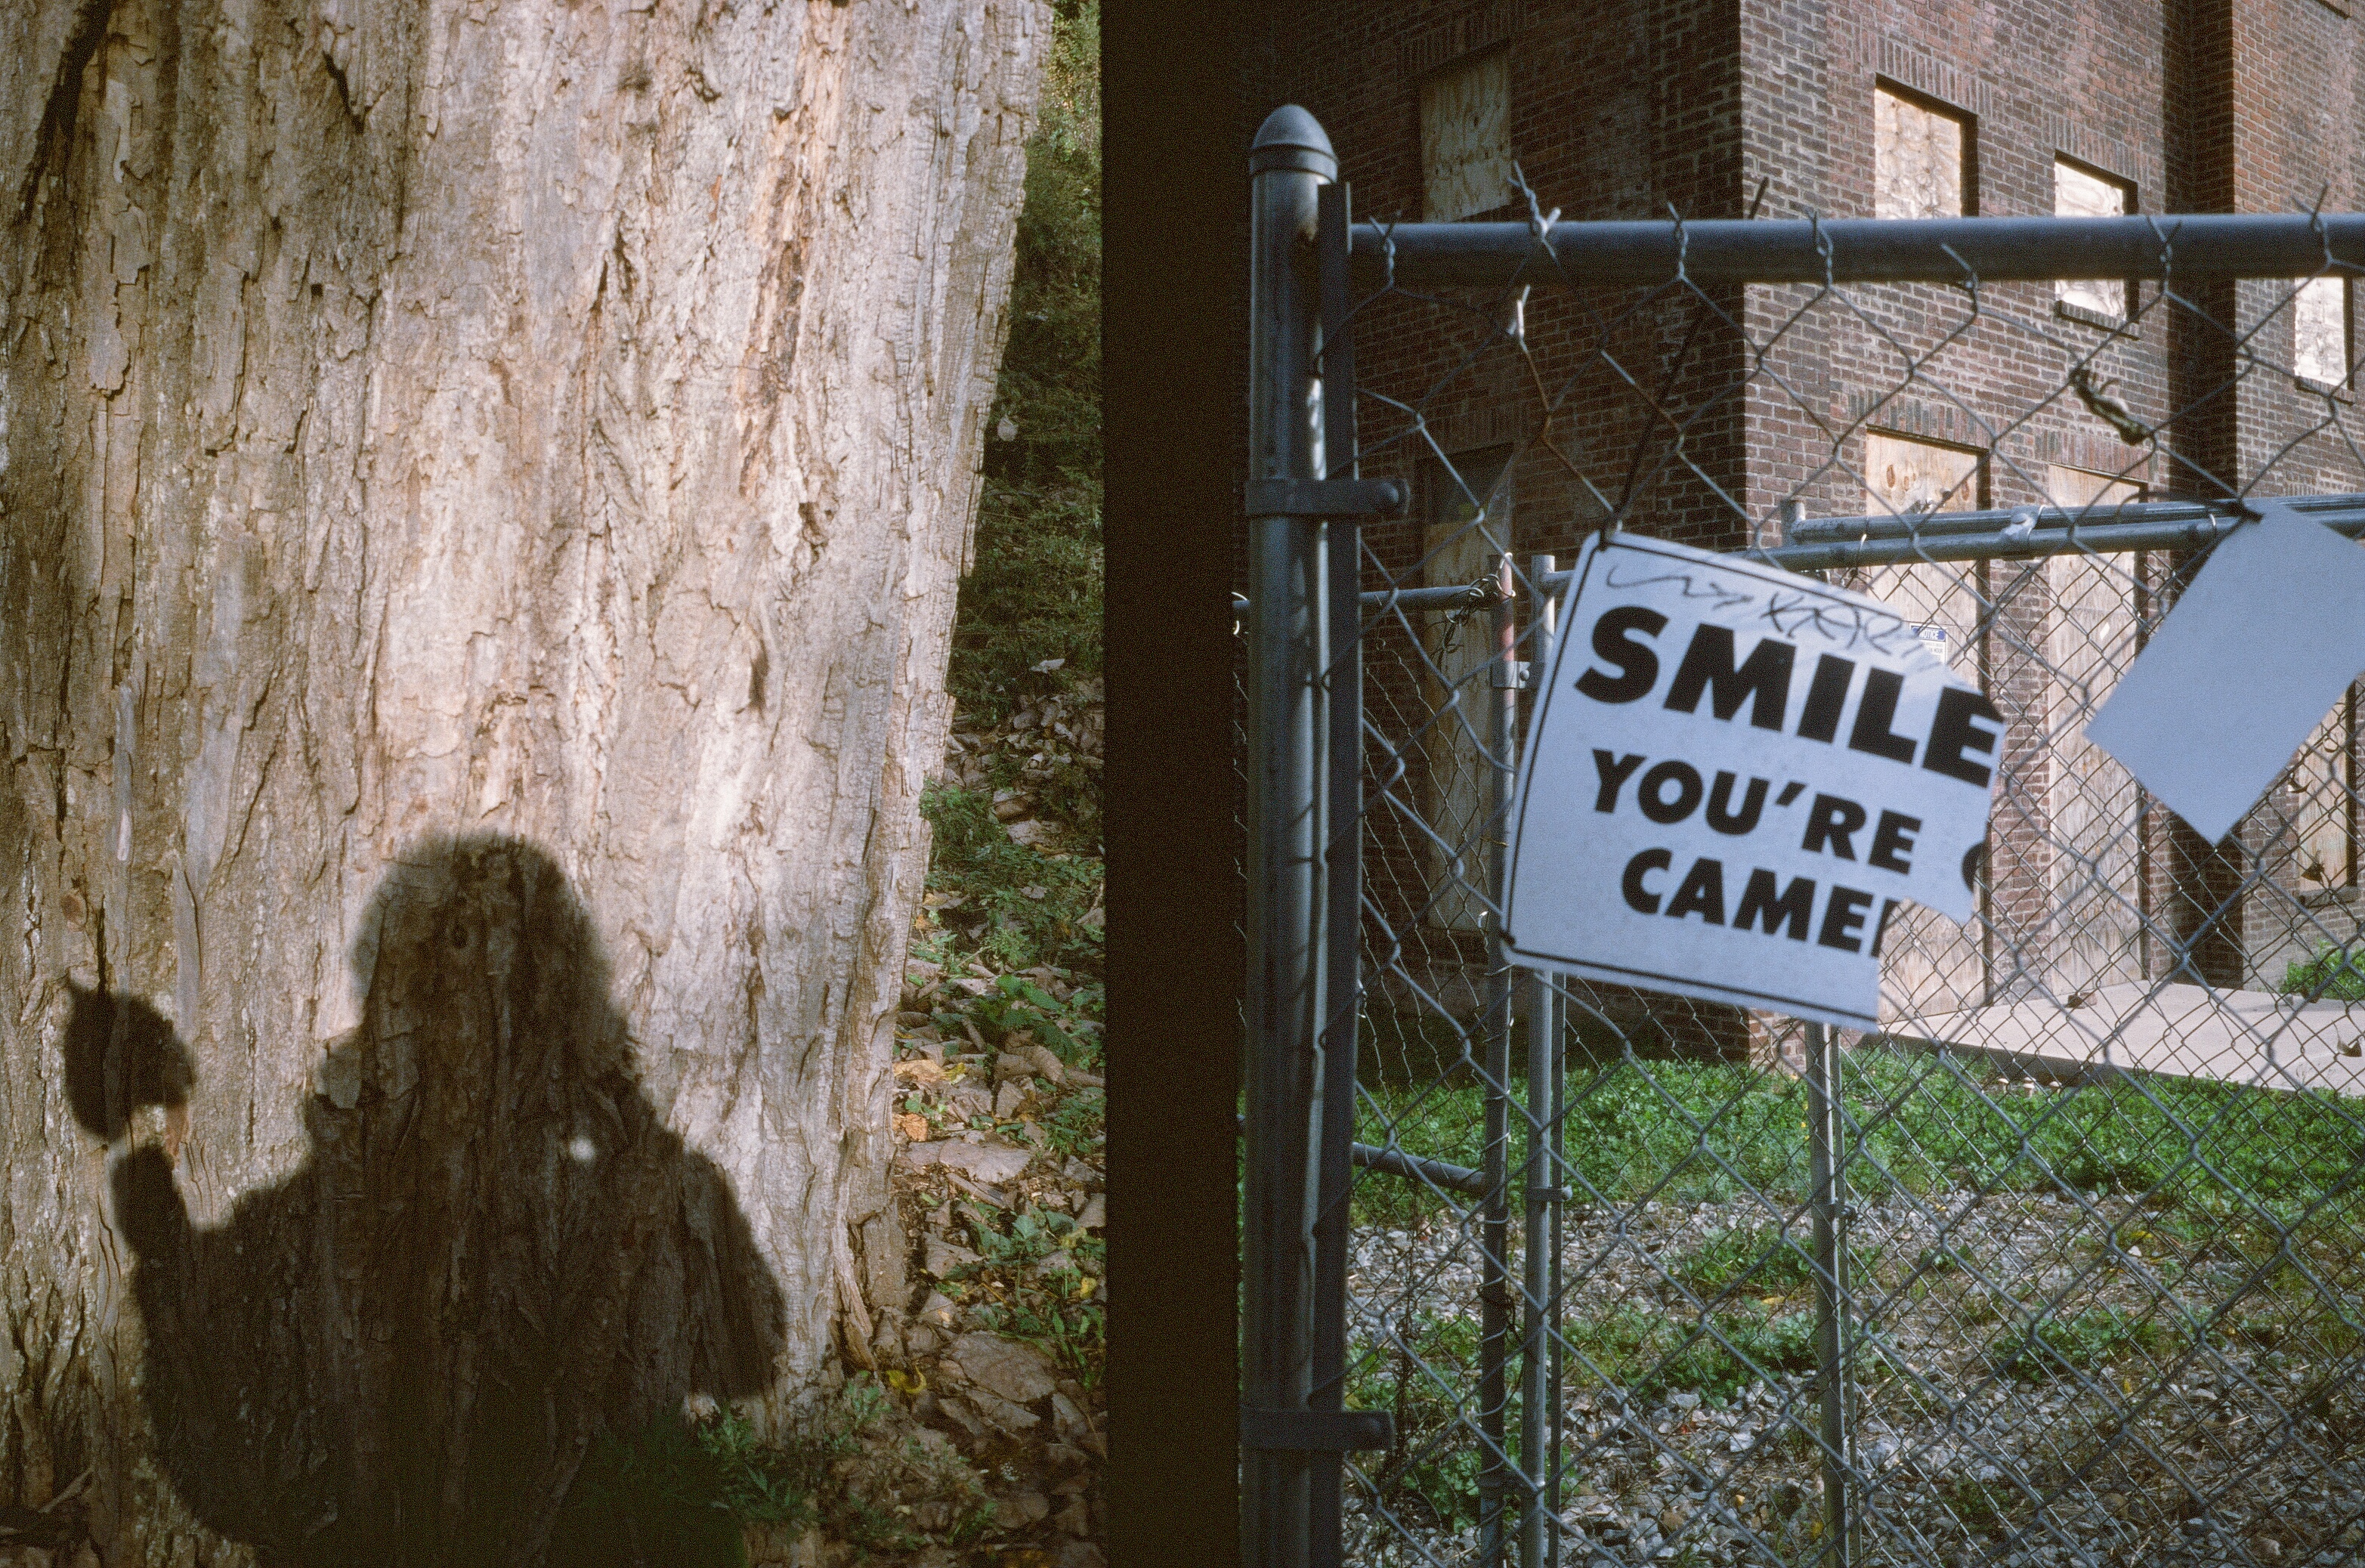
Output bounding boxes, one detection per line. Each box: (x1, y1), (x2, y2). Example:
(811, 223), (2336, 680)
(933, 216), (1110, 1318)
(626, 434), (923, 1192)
(1260, 182), (2365, 1568)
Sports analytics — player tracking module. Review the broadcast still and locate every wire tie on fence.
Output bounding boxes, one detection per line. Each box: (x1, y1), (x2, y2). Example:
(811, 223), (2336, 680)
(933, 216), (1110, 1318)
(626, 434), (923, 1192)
(1509, 162), (1560, 262)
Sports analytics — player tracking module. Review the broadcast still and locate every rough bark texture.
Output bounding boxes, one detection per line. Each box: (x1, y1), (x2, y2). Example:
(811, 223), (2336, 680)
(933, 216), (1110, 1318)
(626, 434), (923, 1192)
(0, 0), (1040, 1560)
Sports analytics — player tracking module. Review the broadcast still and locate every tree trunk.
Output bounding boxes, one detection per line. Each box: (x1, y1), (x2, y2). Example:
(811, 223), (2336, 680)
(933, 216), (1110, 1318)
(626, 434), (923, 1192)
(0, 0), (1040, 1560)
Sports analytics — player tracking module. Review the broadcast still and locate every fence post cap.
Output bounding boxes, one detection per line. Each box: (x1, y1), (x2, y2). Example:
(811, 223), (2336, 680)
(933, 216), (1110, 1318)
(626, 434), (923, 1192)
(1251, 105), (1337, 181)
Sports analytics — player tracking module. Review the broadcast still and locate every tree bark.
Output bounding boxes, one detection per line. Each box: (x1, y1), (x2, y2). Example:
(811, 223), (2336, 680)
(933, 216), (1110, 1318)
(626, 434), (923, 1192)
(0, 0), (1040, 1560)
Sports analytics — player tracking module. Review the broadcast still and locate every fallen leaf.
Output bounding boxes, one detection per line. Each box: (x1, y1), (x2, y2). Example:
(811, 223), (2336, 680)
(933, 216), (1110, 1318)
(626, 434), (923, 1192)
(885, 1369), (927, 1396)
(895, 1056), (946, 1084)
(895, 1113), (930, 1142)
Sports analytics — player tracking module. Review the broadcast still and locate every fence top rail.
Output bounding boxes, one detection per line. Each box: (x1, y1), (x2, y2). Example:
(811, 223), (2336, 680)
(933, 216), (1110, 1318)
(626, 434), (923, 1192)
(1346, 213), (2365, 291)
(1340, 496), (2365, 611)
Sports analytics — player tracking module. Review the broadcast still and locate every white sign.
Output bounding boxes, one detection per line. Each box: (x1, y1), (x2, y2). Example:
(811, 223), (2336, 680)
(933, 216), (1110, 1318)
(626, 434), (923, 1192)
(2085, 504), (2365, 846)
(1504, 534), (2005, 1031)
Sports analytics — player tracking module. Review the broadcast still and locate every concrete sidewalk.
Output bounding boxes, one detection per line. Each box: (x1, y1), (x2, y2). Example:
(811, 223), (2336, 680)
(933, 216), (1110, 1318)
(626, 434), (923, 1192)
(1887, 982), (2365, 1096)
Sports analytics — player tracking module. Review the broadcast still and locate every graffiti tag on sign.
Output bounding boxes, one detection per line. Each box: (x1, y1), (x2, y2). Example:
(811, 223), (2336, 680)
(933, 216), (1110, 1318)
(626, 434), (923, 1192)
(1504, 533), (2005, 1031)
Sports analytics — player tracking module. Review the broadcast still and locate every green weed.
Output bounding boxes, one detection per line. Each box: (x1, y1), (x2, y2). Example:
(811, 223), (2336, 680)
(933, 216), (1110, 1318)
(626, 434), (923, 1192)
(1349, 1313), (1494, 1529)
(918, 781), (1102, 973)
(1547, 1304), (1819, 1408)
(1994, 1307), (2164, 1381)
(2283, 943), (2365, 1003)
(553, 1409), (805, 1567)
(1677, 1224), (1820, 1299)
(938, 1202), (1105, 1383)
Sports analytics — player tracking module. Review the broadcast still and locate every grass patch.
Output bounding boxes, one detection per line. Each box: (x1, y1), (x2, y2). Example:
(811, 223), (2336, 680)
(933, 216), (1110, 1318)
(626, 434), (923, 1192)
(1352, 1043), (2365, 1227)
(1560, 1305), (1820, 1407)
(917, 781), (1102, 974)
(1349, 1312), (1490, 1529)
(1677, 1224), (1820, 1298)
(1993, 1306), (2166, 1382)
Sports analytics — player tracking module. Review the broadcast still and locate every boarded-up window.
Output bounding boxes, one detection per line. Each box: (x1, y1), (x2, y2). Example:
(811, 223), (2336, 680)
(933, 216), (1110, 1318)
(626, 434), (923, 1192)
(1874, 85), (1966, 220)
(1860, 433), (1986, 1016)
(1866, 430), (1980, 517)
(2283, 693), (2357, 892)
(1421, 448), (1513, 930)
(2054, 159), (2134, 320)
(2295, 276), (2349, 387)
(2042, 468), (2146, 993)
(2045, 464), (2143, 514)
(1422, 51), (1513, 221)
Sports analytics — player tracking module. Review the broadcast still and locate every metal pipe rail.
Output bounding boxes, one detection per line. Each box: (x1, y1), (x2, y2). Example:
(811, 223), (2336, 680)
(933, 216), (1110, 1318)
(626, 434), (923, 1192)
(1337, 498), (2365, 614)
(1348, 212), (2365, 292)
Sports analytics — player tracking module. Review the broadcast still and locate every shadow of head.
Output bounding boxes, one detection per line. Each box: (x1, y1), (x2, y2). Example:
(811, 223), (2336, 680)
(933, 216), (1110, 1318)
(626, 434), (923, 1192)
(326, 830), (633, 1115)
(93, 831), (789, 1567)
(63, 982), (196, 1141)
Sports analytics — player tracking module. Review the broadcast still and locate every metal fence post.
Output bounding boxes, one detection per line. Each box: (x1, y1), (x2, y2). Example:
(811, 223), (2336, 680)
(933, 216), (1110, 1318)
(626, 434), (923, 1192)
(1518, 554), (1563, 1568)
(1307, 175), (1365, 1568)
(1478, 552), (1519, 1567)
(1806, 1021), (1853, 1568)
(1242, 104), (1334, 1568)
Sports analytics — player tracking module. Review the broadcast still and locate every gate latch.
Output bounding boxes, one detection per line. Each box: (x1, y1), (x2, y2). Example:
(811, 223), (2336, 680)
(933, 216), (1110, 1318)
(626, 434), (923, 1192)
(1244, 478), (1408, 518)
(1239, 1406), (1396, 1452)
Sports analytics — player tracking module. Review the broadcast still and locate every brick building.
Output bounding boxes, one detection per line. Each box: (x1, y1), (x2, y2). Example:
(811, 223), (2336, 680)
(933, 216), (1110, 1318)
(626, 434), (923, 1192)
(1247, 0), (2364, 1049)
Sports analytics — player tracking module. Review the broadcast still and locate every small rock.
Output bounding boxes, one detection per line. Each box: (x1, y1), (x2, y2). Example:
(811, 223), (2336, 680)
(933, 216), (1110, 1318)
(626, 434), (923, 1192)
(961, 1385), (1040, 1433)
(1055, 1495), (1093, 1536)
(995, 1490), (1053, 1529)
(1056, 1542), (1105, 1568)
(2252, 1538), (2283, 1561)
(935, 1395), (988, 1441)
(1052, 1390), (1092, 1440)
(996, 1052), (1037, 1085)
(924, 1236), (979, 1278)
(910, 1137), (1031, 1184)
(917, 1291), (960, 1330)
(995, 1081), (1028, 1119)
(948, 1331), (1060, 1405)
(1077, 1193), (1105, 1231)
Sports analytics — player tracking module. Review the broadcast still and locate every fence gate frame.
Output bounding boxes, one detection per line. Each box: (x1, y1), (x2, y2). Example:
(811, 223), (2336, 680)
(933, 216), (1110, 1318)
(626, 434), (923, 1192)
(1239, 102), (2365, 1568)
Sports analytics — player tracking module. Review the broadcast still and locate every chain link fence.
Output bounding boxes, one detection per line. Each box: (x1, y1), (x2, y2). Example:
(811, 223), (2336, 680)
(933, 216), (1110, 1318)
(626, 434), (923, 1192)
(1239, 107), (2365, 1568)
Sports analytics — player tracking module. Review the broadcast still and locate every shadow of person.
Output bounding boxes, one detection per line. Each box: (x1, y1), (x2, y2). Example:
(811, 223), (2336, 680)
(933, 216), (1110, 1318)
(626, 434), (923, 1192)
(81, 833), (787, 1567)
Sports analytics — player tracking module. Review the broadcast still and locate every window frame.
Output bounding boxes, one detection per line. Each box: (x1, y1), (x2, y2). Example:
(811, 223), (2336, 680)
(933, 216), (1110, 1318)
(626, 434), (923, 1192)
(1417, 45), (1516, 224)
(1872, 77), (1977, 221)
(2292, 274), (2354, 395)
(2051, 154), (2140, 329)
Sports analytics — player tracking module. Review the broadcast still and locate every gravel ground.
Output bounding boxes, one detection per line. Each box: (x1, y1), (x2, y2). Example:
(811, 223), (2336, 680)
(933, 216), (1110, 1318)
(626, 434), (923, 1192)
(1343, 1186), (2365, 1567)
